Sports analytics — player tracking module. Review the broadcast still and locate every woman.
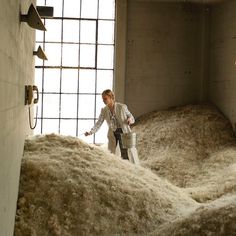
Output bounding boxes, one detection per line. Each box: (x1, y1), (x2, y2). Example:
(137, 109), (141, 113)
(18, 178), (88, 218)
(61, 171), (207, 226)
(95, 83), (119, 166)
(85, 89), (139, 164)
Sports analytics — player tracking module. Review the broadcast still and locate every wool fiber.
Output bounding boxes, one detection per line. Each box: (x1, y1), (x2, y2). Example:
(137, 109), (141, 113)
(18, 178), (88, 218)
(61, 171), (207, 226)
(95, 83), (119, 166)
(15, 103), (236, 235)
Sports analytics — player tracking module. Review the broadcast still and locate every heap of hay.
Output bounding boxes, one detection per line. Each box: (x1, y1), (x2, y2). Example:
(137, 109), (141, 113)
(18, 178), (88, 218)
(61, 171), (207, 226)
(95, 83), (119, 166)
(15, 103), (236, 235)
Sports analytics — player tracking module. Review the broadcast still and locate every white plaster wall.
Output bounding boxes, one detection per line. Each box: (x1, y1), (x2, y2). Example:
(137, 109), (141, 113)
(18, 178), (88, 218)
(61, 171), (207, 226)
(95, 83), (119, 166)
(0, 0), (36, 235)
(124, 1), (208, 117)
(209, 0), (236, 130)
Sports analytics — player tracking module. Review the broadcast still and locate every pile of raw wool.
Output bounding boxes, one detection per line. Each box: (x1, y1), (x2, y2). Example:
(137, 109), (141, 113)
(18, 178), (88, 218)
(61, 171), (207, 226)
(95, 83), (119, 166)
(133, 104), (236, 195)
(132, 103), (236, 235)
(14, 134), (197, 236)
(149, 194), (236, 236)
(14, 103), (236, 235)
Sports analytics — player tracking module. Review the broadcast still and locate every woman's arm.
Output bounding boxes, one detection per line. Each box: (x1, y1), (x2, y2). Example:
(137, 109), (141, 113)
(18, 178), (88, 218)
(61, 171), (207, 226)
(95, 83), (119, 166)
(123, 104), (135, 125)
(85, 108), (105, 135)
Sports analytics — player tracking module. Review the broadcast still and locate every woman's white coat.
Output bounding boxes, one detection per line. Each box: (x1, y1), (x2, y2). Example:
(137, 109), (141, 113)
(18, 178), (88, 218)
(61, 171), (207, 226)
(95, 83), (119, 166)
(92, 102), (139, 164)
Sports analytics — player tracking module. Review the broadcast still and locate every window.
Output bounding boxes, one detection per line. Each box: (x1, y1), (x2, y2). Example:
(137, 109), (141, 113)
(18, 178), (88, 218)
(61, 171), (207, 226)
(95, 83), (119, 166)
(35, 0), (115, 144)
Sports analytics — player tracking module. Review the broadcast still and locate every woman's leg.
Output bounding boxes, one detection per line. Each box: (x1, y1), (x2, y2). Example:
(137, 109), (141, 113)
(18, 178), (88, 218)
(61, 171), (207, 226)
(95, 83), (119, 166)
(113, 128), (129, 160)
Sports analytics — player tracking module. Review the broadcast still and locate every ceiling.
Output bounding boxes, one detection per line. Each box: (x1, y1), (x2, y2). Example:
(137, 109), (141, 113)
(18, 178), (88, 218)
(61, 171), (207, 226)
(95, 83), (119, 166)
(176, 0), (224, 2)
(137, 0), (226, 4)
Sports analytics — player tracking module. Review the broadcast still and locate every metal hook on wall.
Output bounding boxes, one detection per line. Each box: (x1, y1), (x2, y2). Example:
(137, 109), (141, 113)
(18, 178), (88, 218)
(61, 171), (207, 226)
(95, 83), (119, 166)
(25, 85), (39, 130)
(28, 105), (38, 130)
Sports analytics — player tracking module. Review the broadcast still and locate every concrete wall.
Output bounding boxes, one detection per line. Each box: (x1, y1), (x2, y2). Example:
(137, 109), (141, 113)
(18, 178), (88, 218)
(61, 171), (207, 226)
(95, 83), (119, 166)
(125, 1), (208, 117)
(114, 0), (127, 102)
(0, 0), (35, 235)
(209, 0), (236, 130)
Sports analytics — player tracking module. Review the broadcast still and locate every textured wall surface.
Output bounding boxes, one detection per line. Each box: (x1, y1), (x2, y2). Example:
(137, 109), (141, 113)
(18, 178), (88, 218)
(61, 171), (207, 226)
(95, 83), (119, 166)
(0, 0), (35, 235)
(209, 0), (236, 130)
(125, 1), (208, 117)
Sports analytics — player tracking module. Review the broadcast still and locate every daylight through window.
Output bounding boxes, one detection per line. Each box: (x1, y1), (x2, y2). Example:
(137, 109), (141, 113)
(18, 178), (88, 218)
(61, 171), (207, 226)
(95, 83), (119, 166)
(35, 0), (115, 144)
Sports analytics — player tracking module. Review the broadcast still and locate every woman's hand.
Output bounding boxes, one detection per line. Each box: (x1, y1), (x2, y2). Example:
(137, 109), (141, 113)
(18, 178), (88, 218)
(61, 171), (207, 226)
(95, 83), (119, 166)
(127, 117), (133, 125)
(84, 131), (92, 136)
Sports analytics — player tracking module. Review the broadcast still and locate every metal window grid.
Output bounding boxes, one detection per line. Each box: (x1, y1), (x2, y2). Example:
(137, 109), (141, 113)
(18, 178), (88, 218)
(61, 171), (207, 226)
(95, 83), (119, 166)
(35, 0), (115, 143)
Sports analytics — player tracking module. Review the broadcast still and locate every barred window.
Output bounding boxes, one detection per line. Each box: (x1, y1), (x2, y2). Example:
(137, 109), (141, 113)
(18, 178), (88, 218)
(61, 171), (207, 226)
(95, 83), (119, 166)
(35, 0), (115, 144)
